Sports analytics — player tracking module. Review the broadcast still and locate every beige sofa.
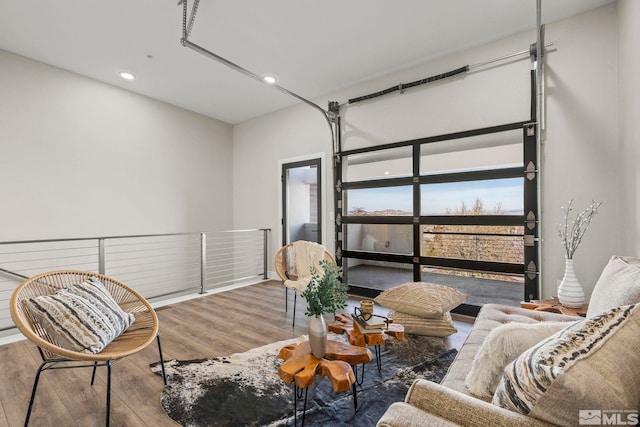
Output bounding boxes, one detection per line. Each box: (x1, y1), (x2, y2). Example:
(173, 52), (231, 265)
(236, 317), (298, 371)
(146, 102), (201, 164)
(378, 305), (576, 426)
(377, 255), (640, 427)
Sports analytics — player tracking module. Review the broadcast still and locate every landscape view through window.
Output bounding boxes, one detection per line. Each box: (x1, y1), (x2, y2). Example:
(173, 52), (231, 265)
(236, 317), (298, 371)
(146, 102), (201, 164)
(347, 178), (524, 282)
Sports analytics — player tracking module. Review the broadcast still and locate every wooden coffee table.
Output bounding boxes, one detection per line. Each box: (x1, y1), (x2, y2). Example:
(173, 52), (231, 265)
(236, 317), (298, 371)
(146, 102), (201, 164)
(278, 339), (372, 426)
(328, 313), (404, 372)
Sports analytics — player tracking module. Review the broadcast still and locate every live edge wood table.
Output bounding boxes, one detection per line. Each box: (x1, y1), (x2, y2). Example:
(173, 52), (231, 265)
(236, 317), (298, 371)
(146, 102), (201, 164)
(278, 340), (372, 426)
(328, 313), (404, 372)
(520, 297), (588, 317)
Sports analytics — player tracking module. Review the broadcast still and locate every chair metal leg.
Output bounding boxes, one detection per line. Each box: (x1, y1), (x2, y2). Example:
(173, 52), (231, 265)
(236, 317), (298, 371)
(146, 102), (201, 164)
(292, 291), (297, 328)
(285, 287), (289, 313)
(91, 361), (98, 385)
(106, 361), (112, 427)
(156, 333), (167, 386)
(24, 361), (47, 427)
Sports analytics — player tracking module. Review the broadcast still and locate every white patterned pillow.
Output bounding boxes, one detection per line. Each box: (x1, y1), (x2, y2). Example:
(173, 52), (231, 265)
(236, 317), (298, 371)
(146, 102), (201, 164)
(375, 282), (466, 318)
(26, 277), (135, 354)
(492, 304), (640, 424)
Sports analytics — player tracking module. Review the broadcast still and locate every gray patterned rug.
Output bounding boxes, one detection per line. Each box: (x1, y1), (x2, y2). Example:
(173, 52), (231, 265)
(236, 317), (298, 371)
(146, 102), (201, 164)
(150, 333), (457, 426)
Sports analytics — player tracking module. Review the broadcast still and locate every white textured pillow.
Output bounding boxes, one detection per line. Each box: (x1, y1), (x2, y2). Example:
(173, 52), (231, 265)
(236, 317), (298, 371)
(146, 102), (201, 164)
(388, 310), (457, 337)
(374, 282), (466, 318)
(464, 321), (574, 397)
(26, 277), (135, 354)
(587, 255), (640, 317)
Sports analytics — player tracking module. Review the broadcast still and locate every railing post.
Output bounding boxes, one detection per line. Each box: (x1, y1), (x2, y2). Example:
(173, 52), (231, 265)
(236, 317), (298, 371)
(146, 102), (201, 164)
(98, 238), (105, 275)
(200, 232), (207, 294)
(262, 228), (269, 280)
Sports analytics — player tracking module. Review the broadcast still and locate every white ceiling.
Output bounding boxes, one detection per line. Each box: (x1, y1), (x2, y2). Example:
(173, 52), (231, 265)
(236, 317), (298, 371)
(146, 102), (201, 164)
(0, 0), (615, 124)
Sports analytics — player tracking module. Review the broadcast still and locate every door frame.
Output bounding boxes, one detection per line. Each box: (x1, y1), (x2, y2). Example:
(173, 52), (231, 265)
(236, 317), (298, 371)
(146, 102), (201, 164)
(278, 152), (326, 247)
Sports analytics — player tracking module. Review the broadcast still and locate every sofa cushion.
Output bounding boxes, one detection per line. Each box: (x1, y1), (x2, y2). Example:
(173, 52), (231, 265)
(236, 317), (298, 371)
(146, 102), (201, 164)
(464, 320), (573, 398)
(492, 304), (640, 425)
(440, 304), (576, 399)
(375, 282), (466, 318)
(388, 310), (457, 337)
(25, 277), (135, 354)
(587, 255), (640, 317)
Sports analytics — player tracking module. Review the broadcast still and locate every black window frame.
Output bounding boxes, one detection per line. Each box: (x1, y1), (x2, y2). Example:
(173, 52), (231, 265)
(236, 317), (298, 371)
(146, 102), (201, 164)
(333, 78), (540, 315)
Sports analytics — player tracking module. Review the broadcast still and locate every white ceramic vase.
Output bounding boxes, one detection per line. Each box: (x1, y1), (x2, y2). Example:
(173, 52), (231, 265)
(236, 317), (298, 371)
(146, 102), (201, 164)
(308, 315), (327, 359)
(558, 257), (585, 308)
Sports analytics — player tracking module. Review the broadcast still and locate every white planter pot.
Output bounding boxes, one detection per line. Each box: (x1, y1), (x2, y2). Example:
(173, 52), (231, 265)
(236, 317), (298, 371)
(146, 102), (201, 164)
(558, 258), (585, 308)
(308, 315), (327, 359)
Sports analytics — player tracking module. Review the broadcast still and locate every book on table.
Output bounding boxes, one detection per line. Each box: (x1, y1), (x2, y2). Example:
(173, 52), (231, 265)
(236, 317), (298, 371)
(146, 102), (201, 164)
(353, 320), (384, 334)
(353, 314), (386, 330)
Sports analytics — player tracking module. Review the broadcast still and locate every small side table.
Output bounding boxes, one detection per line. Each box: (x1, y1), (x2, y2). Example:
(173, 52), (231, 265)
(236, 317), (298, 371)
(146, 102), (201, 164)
(520, 297), (588, 317)
(278, 340), (372, 426)
(328, 313), (404, 372)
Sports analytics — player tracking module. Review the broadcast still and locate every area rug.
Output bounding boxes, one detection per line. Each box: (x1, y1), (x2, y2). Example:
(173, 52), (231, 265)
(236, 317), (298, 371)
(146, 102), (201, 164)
(150, 333), (457, 427)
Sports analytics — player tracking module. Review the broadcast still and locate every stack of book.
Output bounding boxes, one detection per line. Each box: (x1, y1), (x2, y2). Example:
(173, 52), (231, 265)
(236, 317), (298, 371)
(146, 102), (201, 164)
(353, 314), (387, 334)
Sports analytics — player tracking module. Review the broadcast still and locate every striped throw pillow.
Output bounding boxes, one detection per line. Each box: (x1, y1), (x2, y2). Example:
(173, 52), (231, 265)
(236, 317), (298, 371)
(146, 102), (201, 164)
(26, 277), (135, 354)
(492, 304), (638, 417)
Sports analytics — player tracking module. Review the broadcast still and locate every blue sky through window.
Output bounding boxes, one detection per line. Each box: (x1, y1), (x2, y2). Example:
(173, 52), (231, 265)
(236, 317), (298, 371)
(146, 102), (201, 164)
(347, 178), (523, 215)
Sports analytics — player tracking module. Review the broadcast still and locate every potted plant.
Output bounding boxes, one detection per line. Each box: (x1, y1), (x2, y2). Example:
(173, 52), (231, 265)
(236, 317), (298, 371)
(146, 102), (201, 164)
(301, 260), (348, 358)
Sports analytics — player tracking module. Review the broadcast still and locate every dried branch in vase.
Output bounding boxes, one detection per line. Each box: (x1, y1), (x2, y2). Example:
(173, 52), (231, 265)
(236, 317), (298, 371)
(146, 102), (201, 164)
(556, 199), (602, 259)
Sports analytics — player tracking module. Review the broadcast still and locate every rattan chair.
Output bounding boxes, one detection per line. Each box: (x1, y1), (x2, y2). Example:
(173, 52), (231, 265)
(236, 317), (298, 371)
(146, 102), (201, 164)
(274, 241), (336, 327)
(10, 270), (167, 427)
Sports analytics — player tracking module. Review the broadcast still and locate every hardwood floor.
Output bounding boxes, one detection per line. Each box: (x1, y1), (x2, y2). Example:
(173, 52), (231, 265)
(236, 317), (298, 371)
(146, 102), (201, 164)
(0, 280), (472, 427)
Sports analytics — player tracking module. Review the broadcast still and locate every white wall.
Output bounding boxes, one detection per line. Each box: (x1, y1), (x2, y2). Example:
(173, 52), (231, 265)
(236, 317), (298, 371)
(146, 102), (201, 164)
(541, 4), (618, 297)
(0, 49), (234, 241)
(233, 103), (333, 259)
(234, 4), (621, 300)
(618, 0), (640, 257)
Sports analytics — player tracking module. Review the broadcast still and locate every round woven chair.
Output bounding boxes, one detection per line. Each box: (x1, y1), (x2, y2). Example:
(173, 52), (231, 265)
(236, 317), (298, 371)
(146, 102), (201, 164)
(10, 270), (167, 427)
(274, 242), (336, 326)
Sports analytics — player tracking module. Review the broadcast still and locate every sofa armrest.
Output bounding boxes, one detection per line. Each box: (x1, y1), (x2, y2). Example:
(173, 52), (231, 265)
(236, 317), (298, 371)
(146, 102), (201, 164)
(377, 402), (462, 427)
(404, 380), (553, 427)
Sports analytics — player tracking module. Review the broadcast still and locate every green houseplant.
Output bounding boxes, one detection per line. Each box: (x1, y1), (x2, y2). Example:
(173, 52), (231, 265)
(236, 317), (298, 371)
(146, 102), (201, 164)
(301, 260), (348, 358)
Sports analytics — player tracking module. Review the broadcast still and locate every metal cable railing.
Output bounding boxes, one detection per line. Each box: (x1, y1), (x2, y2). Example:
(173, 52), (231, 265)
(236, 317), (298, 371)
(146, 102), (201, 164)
(0, 229), (270, 334)
(422, 230), (524, 264)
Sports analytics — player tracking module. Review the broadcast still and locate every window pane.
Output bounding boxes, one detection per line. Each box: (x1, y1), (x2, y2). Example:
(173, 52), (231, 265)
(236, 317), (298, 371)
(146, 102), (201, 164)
(419, 264), (523, 307)
(420, 130), (522, 175)
(421, 178), (523, 215)
(344, 146), (412, 181)
(345, 224), (412, 254)
(422, 225), (524, 263)
(344, 259), (414, 291)
(345, 186), (413, 216)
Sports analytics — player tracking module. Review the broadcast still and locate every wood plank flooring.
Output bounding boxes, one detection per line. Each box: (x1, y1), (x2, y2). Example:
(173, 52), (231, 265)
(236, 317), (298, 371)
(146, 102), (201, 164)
(0, 280), (472, 427)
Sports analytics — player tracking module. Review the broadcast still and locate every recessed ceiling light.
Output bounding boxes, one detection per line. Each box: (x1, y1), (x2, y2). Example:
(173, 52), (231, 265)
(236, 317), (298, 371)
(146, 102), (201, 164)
(120, 72), (136, 81)
(384, 171), (390, 175)
(263, 75), (277, 84)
